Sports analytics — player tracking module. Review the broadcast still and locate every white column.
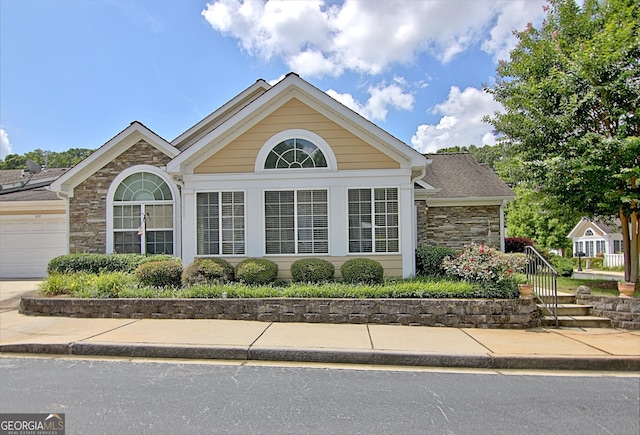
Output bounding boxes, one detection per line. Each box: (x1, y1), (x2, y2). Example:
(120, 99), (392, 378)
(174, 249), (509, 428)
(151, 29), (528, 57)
(245, 188), (264, 257)
(400, 184), (415, 278)
(182, 188), (195, 266)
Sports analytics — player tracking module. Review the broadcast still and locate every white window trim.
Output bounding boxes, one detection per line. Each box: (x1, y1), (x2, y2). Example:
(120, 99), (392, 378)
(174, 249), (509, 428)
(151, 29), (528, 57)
(195, 190), (247, 256)
(263, 188), (330, 256)
(106, 165), (181, 256)
(347, 186), (400, 255)
(255, 129), (338, 173)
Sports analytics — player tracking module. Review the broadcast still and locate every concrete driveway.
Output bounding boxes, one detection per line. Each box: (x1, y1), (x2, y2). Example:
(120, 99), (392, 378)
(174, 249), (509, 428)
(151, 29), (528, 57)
(0, 280), (41, 311)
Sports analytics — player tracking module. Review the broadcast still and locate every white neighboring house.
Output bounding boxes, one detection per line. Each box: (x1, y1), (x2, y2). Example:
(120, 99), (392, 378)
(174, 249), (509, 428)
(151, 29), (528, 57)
(0, 168), (68, 278)
(567, 217), (624, 267)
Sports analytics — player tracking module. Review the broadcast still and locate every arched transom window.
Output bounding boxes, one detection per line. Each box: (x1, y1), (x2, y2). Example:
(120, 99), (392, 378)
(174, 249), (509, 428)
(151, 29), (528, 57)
(112, 172), (174, 255)
(264, 138), (328, 169)
(584, 229), (594, 236)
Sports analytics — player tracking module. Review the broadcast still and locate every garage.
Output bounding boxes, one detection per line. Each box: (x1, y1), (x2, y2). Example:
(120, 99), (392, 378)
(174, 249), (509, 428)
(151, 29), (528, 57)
(0, 169), (69, 279)
(0, 214), (67, 278)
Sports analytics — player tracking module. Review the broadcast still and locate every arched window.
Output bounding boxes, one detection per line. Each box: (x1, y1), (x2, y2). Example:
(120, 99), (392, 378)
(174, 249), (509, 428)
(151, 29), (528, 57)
(112, 172), (174, 254)
(584, 229), (594, 236)
(264, 138), (327, 169)
(255, 129), (337, 173)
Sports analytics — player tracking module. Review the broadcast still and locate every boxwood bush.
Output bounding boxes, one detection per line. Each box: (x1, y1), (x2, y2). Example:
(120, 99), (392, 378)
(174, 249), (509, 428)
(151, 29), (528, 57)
(550, 255), (575, 277)
(415, 245), (456, 277)
(290, 258), (335, 283)
(340, 258), (384, 284)
(183, 257), (234, 285)
(135, 260), (183, 288)
(47, 253), (180, 275)
(234, 258), (278, 285)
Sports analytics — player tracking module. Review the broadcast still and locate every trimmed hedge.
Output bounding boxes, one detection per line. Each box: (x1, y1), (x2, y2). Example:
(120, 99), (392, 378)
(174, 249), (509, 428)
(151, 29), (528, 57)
(135, 261), (184, 288)
(183, 257), (234, 285)
(290, 258), (335, 283)
(47, 253), (180, 275)
(235, 258), (278, 285)
(415, 245), (456, 277)
(341, 258), (384, 284)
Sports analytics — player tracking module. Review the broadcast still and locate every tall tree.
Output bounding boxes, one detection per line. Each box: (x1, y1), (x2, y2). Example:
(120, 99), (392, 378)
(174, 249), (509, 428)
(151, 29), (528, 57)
(486, 0), (640, 284)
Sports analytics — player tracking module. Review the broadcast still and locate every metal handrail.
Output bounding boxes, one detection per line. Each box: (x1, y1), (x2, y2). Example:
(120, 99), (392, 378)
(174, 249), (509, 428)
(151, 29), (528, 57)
(525, 246), (559, 327)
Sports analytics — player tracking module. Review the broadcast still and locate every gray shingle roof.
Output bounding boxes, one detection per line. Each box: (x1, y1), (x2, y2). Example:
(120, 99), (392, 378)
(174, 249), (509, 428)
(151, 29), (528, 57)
(422, 153), (514, 199)
(0, 168), (67, 200)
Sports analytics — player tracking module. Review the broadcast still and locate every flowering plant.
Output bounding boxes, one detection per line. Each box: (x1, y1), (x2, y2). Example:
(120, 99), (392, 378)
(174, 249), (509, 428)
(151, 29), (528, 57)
(442, 244), (526, 283)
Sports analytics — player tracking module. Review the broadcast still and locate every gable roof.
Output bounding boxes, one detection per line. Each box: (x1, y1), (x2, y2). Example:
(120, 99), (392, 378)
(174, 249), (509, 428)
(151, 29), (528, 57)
(567, 217), (622, 238)
(421, 153), (514, 204)
(50, 121), (179, 197)
(167, 73), (427, 178)
(172, 79), (271, 151)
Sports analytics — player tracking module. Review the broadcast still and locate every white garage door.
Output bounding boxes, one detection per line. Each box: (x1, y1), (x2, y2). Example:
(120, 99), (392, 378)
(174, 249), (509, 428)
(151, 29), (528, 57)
(0, 216), (67, 278)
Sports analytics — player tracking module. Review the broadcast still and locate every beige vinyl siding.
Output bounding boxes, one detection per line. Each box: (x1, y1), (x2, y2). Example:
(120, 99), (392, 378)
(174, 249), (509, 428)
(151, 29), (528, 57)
(0, 201), (66, 216)
(200, 254), (403, 280)
(194, 98), (400, 174)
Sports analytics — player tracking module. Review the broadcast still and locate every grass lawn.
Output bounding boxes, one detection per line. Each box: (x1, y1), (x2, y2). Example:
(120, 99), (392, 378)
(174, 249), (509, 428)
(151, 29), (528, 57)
(557, 277), (639, 297)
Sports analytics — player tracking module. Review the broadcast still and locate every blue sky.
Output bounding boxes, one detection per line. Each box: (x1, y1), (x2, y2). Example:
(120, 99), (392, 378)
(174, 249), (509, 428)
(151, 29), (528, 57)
(0, 0), (548, 160)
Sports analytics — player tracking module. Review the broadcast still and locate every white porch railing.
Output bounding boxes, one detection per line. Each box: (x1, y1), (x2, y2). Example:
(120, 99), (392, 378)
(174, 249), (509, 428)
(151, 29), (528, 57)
(603, 253), (624, 268)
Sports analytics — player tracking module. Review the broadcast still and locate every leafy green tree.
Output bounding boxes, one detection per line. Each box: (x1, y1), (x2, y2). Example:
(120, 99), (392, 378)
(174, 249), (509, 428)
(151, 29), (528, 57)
(486, 0), (640, 284)
(0, 148), (93, 169)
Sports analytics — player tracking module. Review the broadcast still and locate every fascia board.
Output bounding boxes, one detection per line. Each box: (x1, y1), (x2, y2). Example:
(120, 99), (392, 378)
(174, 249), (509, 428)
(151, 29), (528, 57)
(567, 218), (588, 238)
(168, 74), (428, 174)
(290, 78), (427, 169)
(50, 122), (177, 196)
(414, 179), (441, 200)
(171, 80), (271, 148)
(426, 196), (515, 207)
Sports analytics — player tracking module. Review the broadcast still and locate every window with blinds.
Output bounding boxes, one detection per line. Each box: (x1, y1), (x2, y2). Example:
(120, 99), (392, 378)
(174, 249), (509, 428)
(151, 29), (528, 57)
(348, 187), (399, 253)
(265, 189), (328, 254)
(197, 191), (245, 255)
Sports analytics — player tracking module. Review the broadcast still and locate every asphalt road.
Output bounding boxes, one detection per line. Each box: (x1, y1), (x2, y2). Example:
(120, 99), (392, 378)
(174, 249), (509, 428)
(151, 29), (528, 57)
(0, 357), (638, 434)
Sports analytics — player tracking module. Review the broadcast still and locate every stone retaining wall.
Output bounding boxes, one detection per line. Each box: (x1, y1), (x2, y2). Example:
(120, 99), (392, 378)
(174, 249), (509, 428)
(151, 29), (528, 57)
(20, 297), (539, 329)
(575, 295), (640, 330)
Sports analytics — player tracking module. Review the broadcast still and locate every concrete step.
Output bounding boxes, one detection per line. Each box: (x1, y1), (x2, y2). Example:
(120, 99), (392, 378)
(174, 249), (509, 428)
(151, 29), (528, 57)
(538, 294), (576, 305)
(541, 315), (612, 328)
(538, 303), (592, 317)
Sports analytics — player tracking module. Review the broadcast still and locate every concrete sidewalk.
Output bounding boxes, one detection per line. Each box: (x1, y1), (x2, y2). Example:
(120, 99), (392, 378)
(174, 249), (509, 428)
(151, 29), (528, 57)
(1, 281), (639, 371)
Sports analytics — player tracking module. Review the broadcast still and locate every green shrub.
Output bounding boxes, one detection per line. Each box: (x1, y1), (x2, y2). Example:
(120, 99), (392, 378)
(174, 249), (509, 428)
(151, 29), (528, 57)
(183, 257), (234, 285)
(415, 245), (456, 277)
(91, 272), (136, 297)
(290, 258), (335, 283)
(550, 255), (574, 277)
(234, 258), (278, 285)
(135, 260), (183, 288)
(47, 253), (180, 275)
(39, 272), (89, 296)
(340, 258), (384, 284)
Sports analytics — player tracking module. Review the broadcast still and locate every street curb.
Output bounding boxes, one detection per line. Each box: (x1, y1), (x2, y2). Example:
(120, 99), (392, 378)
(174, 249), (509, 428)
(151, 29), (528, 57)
(2, 342), (639, 371)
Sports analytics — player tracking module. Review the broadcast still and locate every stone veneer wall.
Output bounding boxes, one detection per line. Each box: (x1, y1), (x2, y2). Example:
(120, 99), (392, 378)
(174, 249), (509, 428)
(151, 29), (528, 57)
(575, 295), (640, 330)
(20, 297), (539, 329)
(69, 140), (173, 253)
(416, 201), (501, 249)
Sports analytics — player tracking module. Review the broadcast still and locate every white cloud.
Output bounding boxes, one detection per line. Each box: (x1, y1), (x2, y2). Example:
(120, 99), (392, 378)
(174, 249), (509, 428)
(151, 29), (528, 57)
(0, 128), (12, 160)
(327, 82), (414, 122)
(410, 86), (503, 153)
(201, 0), (546, 76)
(481, 0), (547, 62)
